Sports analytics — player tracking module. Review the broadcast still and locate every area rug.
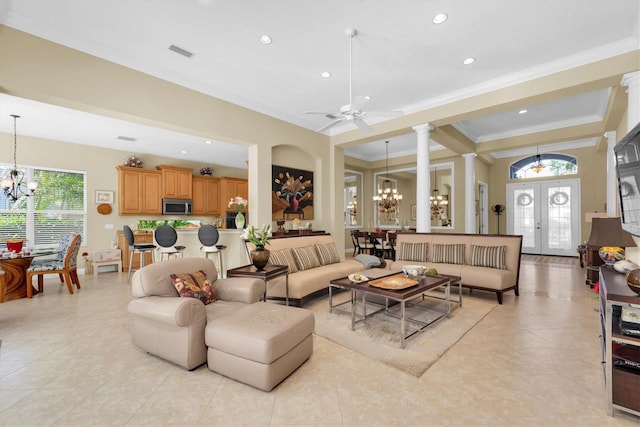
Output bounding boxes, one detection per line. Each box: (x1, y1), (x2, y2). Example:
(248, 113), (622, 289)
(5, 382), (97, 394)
(308, 290), (497, 377)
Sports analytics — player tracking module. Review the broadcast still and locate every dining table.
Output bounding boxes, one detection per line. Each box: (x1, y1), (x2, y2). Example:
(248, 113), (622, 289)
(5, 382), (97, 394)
(0, 250), (58, 302)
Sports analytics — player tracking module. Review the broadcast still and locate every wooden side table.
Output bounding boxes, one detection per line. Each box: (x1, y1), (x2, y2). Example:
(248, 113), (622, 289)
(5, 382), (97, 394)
(92, 250), (122, 277)
(226, 264), (289, 305)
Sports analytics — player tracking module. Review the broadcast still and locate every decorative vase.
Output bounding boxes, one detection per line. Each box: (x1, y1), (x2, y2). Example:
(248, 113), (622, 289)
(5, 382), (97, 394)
(251, 246), (270, 270)
(235, 212), (245, 229)
(290, 197), (299, 212)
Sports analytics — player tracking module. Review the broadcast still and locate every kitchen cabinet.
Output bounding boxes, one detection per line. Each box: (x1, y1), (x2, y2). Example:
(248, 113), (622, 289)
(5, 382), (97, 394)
(220, 177), (248, 212)
(116, 166), (162, 215)
(156, 165), (193, 199)
(117, 231), (154, 272)
(192, 175), (221, 215)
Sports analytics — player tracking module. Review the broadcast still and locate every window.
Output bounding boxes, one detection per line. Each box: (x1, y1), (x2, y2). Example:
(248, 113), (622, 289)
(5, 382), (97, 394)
(0, 165), (86, 248)
(509, 153), (577, 179)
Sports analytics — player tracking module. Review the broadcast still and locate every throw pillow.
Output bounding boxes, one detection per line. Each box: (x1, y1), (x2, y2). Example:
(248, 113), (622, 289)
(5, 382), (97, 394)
(470, 245), (507, 270)
(267, 248), (299, 274)
(315, 242), (341, 265)
(353, 254), (381, 269)
(169, 270), (216, 305)
(291, 245), (321, 270)
(397, 242), (428, 262)
(431, 243), (465, 265)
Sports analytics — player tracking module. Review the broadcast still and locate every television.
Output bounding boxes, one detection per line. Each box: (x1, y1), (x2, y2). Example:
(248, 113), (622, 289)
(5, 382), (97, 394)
(614, 120), (640, 237)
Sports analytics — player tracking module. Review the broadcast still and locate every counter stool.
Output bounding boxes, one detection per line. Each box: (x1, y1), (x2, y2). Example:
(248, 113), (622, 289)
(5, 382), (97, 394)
(124, 225), (156, 284)
(154, 225), (186, 261)
(198, 225), (224, 277)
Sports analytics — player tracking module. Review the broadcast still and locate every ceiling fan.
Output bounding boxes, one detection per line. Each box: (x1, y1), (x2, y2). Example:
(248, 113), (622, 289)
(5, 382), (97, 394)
(304, 28), (403, 134)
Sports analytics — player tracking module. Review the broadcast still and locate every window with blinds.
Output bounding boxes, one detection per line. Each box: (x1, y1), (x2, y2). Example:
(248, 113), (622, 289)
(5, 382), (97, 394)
(0, 166), (86, 248)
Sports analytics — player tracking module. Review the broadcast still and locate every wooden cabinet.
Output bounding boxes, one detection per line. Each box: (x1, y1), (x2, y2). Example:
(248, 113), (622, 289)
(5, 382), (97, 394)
(156, 165), (193, 199)
(192, 176), (221, 215)
(117, 231), (154, 272)
(600, 268), (640, 417)
(116, 166), (162, 215)
(220, 177), (248, 212)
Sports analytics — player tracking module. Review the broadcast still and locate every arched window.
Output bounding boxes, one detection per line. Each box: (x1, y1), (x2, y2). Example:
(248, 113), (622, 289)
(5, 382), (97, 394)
(509, 153), (577, 179)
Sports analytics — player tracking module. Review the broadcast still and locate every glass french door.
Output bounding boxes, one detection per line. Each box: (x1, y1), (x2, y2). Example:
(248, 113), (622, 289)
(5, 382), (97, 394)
(507, 179), (580, 256)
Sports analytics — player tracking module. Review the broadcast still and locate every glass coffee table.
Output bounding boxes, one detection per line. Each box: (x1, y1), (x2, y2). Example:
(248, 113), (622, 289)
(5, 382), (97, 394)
(329, 272), (459, 348)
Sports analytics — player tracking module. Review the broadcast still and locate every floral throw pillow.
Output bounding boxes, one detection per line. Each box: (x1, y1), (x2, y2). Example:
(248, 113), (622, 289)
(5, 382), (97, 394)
(169, 270), (217, 305)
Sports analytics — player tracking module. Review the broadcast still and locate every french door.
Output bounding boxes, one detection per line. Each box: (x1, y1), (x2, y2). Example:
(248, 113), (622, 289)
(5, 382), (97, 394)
(506, 179), (580, 256)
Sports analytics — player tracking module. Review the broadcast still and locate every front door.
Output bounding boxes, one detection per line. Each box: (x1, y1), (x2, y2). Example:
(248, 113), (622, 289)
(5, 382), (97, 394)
(507, 179), (580, 256)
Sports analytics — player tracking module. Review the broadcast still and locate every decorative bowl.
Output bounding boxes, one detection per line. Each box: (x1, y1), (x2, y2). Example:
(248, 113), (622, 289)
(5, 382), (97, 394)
(402, 265), (426, 277)
(626, 269), (640, 295)
(6, 240), (23, 253)
(598, 246), (625, 266)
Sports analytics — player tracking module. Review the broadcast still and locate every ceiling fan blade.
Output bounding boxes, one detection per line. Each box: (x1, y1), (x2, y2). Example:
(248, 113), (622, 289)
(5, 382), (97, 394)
(354, 118), (372, 133)
(304, 111), (337, 115)
(365, 110), (404, 118)
(350, 95), (370, 112)
(316, 118), (345, 133)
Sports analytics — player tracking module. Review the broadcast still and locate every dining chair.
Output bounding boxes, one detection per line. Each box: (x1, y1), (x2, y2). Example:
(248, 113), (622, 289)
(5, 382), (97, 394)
(370, 231), (392, 259)
(154, 225), (186, 261)
(198, 224), (224, 276)
(354, 231), (374, 255)
(124, 225), (156, 284)
(387, 231), (397, 260)
(0, 270), (5, 303)
(26, 233), (82, 298)
(350, 230), (360, 256)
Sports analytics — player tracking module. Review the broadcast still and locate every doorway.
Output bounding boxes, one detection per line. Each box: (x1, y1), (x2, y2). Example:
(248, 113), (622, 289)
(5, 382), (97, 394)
(506, 179), (580, 256)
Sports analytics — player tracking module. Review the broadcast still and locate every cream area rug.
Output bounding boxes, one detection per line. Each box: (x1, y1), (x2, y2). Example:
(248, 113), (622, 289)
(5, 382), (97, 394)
(308, 289), (497, 377)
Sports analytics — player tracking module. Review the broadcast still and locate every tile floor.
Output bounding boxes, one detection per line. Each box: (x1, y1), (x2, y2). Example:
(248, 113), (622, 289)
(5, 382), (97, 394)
(1, 255), (639, 426)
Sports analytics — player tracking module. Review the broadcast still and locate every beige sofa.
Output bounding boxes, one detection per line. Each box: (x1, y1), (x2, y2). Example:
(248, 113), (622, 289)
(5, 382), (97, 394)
(246, 233), (366, 306)
(389, 232), (523, 304)
(128, 257), (315, 391)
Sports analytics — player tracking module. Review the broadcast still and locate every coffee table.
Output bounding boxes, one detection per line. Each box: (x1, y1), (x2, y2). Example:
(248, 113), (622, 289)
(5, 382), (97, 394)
(329, 272), (455, 348)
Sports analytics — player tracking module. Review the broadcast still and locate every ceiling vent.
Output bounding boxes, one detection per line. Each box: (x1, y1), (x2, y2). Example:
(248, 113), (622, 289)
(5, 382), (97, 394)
(117, 135), (137, 142)
(168, 44), (194, 58)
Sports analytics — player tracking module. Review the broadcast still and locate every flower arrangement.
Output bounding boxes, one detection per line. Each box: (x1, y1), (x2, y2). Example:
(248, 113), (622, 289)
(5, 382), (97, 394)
(200, 166), (213, 175)
(124, 155), (143, 168)
(275, 172), (312, 203)
(228, 196), (248, 213)
(81, 251), (91, 262)
(241, 224), (272, 248)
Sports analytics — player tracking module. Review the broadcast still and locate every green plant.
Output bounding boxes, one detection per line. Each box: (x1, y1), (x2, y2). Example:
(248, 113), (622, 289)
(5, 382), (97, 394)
(241, 224), (272, 247)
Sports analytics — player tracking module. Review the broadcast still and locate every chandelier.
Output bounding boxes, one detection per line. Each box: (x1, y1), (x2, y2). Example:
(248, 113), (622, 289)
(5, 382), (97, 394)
(2, 115), (37, 202)
(430, 167), (448, 220)
(373, 140), (402, 221)
(531, 147), (545, 173)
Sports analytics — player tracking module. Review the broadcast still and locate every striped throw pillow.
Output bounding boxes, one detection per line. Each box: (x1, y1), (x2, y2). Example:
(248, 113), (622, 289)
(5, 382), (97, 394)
(431, 243), (465, 265)
(470, 245), (507, 270)
(291, 245), (322, 270)
(398, 242), (428, 262)
(267, 249), (299, 274)
(315, 243), (340, 265)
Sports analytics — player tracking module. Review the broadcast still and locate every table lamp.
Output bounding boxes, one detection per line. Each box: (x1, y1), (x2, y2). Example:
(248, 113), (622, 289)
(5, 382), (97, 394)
(586, 217), (636, 266)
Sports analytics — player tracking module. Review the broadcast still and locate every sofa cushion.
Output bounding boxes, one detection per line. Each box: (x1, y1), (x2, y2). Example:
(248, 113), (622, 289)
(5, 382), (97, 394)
(169, 270), (217, 305)
(470, 245), (507, 270)
(397, 242), (428, 262)
(291, 245), (321, 270)
(431, 243), (465, 265)
(268, 248), (299, 274)
(314, 242), (340, 265)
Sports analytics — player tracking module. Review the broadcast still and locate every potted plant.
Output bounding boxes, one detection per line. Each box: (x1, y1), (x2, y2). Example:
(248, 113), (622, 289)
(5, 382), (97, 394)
(242, 224), (272, 270)
(199, 166), (213, 176)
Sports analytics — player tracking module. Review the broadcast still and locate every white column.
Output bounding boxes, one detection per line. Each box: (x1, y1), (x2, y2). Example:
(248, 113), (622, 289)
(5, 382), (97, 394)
(247, 144), (272, 228)
(463, 153), (477, 233)
(622, 71), (640, 132)
(604, 131), (617, 216)
(413, 123), (433, 233)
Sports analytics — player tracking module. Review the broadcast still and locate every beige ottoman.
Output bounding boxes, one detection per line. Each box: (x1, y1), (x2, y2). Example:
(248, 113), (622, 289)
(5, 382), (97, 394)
(205, 302), (314, 391)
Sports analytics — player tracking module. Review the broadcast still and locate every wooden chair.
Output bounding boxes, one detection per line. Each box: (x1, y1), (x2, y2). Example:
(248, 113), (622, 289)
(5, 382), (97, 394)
(0, 270), (5, 303)
(26, 233), (82, 298)
(387, 232), (397, 260)
(370, 231), (393, 259)
(350, 230), (360, 256)
(354, 231), (374, 255)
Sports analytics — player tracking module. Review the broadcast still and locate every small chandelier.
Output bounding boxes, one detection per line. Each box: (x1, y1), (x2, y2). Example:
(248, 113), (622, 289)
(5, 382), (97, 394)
(2, 114), (37, 202)
(531, 147), (545, 173)
(373, 140), (402, 221)
(430, 167), (448, 219)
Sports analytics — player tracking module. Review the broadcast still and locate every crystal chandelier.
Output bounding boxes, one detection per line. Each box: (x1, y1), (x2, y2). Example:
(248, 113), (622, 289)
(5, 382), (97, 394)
(531, 147), (545, 173)
(373, 141), (402, 221)
(430, 167), (448, 220)
(2, 115), (37, 202)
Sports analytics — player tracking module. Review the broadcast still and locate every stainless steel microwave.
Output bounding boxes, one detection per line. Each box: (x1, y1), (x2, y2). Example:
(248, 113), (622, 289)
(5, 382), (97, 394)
(162, 199), (192, 215)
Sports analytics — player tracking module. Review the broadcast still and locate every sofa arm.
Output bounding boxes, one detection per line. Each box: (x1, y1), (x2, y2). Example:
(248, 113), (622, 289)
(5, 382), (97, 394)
(214, 277), (264, 304)
(128, 296), (205, 327)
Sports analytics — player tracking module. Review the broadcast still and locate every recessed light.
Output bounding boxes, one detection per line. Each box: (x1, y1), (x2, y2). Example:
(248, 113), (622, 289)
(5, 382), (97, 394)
(259, 35), (272, 45)
(462, 57), (476, 65)
(519, 109), (528, 115)
(180, 150), (187, 154)
(432, 13), (448, 24)
(321, 71), (331, 78)
(205, 140), (212, 144)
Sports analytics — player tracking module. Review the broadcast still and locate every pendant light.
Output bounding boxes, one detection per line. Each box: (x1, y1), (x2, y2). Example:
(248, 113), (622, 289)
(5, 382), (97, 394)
(2, 114), (37, 202)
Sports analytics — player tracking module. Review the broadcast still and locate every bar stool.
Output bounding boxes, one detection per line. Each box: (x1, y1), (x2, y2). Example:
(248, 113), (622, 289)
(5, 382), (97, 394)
(198, 224), (224, 278)
(154, 225), (186, 261)
(124, 225), (156, 284)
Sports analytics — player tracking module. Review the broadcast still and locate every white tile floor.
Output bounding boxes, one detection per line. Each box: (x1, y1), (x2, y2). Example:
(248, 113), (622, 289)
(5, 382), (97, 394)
(1, 255), (639, 426)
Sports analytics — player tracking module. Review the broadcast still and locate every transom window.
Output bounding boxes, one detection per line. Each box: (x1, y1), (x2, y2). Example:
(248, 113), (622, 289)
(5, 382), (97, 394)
(509, 153), (577, 179)
(0, 165), (86, 249)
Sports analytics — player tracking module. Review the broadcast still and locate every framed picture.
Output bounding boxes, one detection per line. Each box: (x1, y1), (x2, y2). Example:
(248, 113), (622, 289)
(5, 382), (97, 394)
(411, 204), (416, 221)
(272, 165), (314, 220)
(95, 190), (114, 204)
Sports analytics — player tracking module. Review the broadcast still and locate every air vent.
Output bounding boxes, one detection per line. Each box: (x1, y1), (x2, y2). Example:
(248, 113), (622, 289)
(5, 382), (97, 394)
(117, 135), (137, 142)
(168, 44), (194, 58)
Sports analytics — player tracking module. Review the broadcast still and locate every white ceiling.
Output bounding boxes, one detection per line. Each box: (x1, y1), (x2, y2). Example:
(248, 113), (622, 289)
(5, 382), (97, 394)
(0, 0), (639, 166)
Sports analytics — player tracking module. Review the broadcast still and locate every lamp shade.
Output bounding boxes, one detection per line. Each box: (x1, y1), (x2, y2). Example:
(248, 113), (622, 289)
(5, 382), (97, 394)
(586, 217), (637, 248)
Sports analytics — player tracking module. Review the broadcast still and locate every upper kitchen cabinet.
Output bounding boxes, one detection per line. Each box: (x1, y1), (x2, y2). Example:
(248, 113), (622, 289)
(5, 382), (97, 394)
(116, 166), (162, 215)
(156, 165), (193, 199)
(192, 175), (221, 215)
(219, 177), (248, 212)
